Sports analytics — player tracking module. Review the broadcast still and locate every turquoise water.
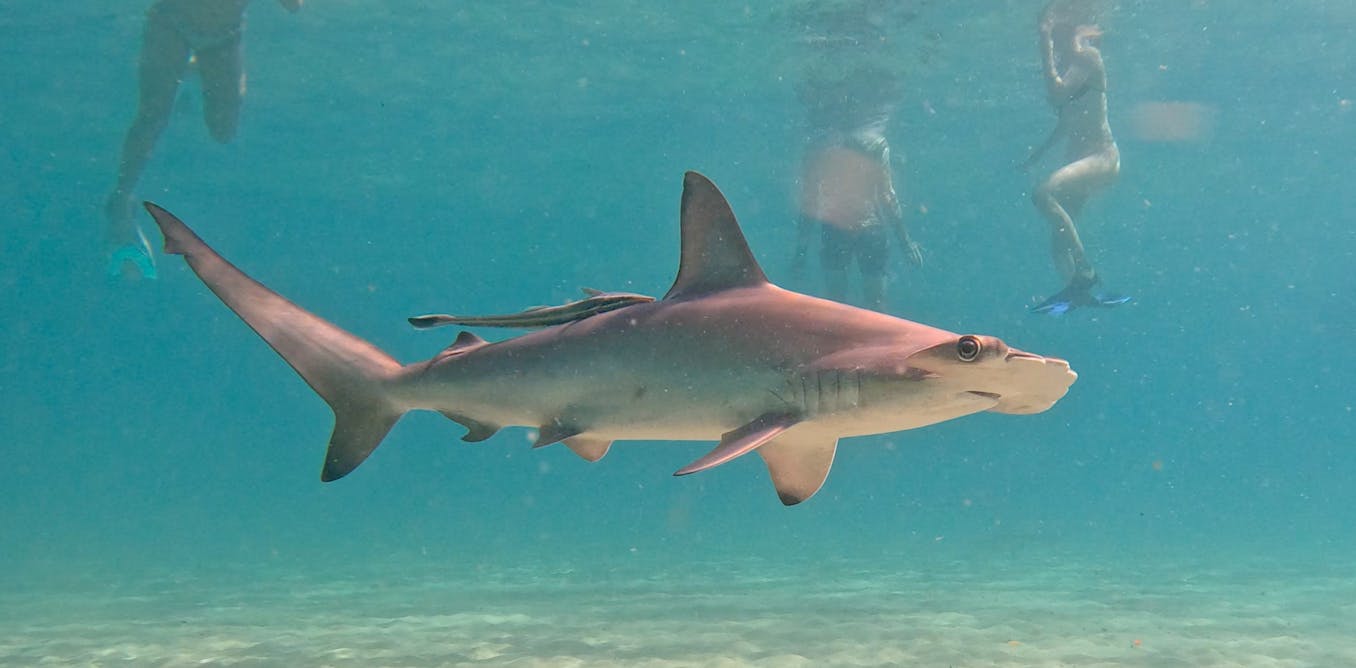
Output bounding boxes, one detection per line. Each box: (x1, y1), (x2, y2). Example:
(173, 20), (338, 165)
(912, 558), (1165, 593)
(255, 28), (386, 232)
(2, 2), (1353, 665)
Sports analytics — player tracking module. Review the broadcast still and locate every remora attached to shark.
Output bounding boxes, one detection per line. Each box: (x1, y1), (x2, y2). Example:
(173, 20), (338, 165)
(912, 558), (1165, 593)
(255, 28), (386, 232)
(143, 172), (1076, 505)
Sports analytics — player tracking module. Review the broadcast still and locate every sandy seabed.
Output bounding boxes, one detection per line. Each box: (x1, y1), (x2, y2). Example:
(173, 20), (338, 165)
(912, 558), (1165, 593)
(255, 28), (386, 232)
(1, 548), (1352, 667)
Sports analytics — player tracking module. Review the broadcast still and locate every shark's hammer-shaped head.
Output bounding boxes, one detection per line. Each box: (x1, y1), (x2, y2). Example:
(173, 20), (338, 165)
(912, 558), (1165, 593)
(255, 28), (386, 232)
(902, 334), (1077, 416)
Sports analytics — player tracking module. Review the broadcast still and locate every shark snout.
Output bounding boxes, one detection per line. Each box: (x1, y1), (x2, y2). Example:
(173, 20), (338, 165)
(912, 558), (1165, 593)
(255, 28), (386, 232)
(981, 349), (1077, 415)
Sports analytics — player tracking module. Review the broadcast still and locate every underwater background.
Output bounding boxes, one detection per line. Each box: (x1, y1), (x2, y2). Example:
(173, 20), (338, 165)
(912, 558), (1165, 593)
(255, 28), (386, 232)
(2, 1), (1353, 665)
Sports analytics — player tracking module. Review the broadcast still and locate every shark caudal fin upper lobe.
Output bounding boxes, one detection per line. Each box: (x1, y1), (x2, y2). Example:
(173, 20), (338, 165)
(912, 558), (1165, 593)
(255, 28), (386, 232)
(144, 202), (406, 481)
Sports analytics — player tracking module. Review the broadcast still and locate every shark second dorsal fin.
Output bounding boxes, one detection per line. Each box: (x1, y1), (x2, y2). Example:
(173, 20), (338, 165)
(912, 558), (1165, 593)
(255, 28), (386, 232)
(662, 172), (769, 300)
(435, 331), (489, 361)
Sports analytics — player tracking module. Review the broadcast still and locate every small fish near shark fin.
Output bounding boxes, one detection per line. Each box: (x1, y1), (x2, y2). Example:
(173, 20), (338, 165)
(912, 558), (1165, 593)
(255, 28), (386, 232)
(663, 172), (770, 301)
(756, 433), (839, 506)
(407, 314), (455, 329)
(673, 412), (800, 476)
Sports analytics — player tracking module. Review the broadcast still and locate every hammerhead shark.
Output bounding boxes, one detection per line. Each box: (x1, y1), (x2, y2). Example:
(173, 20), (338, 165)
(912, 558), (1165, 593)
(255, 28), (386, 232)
(143, 172), (1076, 505)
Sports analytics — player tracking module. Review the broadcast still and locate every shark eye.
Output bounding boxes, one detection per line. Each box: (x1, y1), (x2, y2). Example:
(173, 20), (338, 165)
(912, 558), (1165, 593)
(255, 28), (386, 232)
(956, 336), (982, 362)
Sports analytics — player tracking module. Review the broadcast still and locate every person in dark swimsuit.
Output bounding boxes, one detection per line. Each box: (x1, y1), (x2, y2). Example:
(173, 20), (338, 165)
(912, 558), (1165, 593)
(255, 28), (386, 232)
(104, 0), (302, 280)
(1023, 1), (1129, 314)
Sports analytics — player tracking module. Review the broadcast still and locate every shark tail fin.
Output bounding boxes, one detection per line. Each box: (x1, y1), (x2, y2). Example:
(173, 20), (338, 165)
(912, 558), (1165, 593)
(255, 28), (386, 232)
(144, 202), (407, 481)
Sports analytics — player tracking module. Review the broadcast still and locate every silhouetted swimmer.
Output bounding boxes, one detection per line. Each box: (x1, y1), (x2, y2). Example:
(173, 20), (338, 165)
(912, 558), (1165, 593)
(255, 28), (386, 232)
(104, 0), (302, 280)
(791, 65), (923, 313)
(1023, 1), (1129, 315)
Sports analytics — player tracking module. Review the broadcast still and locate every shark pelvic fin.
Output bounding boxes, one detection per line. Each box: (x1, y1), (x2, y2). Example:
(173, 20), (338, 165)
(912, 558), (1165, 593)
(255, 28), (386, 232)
(563, 436), (612, 462)
(440, 411), (500, 442)
(756, 434), (839, 505)
(533, 423), (612, 461)
(673, 412), (800, 476)
(533, 420), (582, 448)
(663, 172), (769, 300)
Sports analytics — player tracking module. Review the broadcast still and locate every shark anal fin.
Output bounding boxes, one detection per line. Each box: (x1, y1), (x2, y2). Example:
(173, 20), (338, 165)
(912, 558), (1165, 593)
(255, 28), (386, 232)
(439, 411), (500, 442)
(673, 412), (800, 476)
(756, 434), (839, 506)
(563, 435), (612, 462)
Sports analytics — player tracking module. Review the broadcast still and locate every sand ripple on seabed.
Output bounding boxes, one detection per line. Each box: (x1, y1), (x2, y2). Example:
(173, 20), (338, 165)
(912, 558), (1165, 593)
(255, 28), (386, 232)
(0, 553), (1354, 667)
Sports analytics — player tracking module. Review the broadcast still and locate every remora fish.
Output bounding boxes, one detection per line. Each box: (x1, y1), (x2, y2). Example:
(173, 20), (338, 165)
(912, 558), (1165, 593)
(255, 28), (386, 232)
(143, 172), (1076, 505)
(408, 288), (655, 330)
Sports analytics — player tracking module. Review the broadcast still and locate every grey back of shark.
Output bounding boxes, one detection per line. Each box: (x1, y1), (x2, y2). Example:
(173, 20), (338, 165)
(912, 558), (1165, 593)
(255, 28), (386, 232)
(144, 172), (1076, 505)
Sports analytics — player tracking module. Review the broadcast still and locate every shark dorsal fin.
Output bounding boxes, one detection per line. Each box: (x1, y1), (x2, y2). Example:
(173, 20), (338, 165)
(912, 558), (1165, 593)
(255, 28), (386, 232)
(662, 172), (769, 300)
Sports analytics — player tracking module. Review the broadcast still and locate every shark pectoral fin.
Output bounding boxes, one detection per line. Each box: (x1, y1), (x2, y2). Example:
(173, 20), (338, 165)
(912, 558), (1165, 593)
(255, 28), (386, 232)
(756, 434), (839, 506)
(563, 436), (612, 462)
(439, 411), (500, 442)
(673, 413), (800, 476)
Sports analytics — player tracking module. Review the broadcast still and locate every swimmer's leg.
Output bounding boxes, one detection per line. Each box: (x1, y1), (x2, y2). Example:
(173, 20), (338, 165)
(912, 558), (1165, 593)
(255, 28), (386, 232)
(106, 6), (191, 279)
(1047, 189), (1091, 281)
(1033, 160), (1095, 282)
(819, 226), (852, 303)
(1034, 148), (1118, 277)
(110, 8), (191, 207)
(860, 274), (886, 312)
(823, 268), (850, 304)
(1031, 151), (1122, 313)
(197, 33), (245, 143)
(856, 226), (891, 312)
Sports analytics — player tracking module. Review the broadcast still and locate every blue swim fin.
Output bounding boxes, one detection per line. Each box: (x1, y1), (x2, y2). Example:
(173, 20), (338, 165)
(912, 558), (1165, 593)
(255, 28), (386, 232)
(1032, 275), (1130, 316)
(107, 225), (158, 280)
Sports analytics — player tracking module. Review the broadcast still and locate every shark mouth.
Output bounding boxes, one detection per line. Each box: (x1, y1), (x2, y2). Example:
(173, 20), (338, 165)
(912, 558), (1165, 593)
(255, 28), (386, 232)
(967, 391), (1003, 399)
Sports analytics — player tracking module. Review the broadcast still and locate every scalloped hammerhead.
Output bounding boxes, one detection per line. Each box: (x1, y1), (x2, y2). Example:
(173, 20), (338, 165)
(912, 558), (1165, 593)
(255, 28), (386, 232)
(143, 172), (1076, 505)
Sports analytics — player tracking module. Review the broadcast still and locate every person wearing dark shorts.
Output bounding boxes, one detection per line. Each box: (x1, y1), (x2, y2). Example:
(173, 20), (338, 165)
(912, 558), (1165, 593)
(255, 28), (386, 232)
(790, 66), (922, 312)
(815, 214), (890, 293)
